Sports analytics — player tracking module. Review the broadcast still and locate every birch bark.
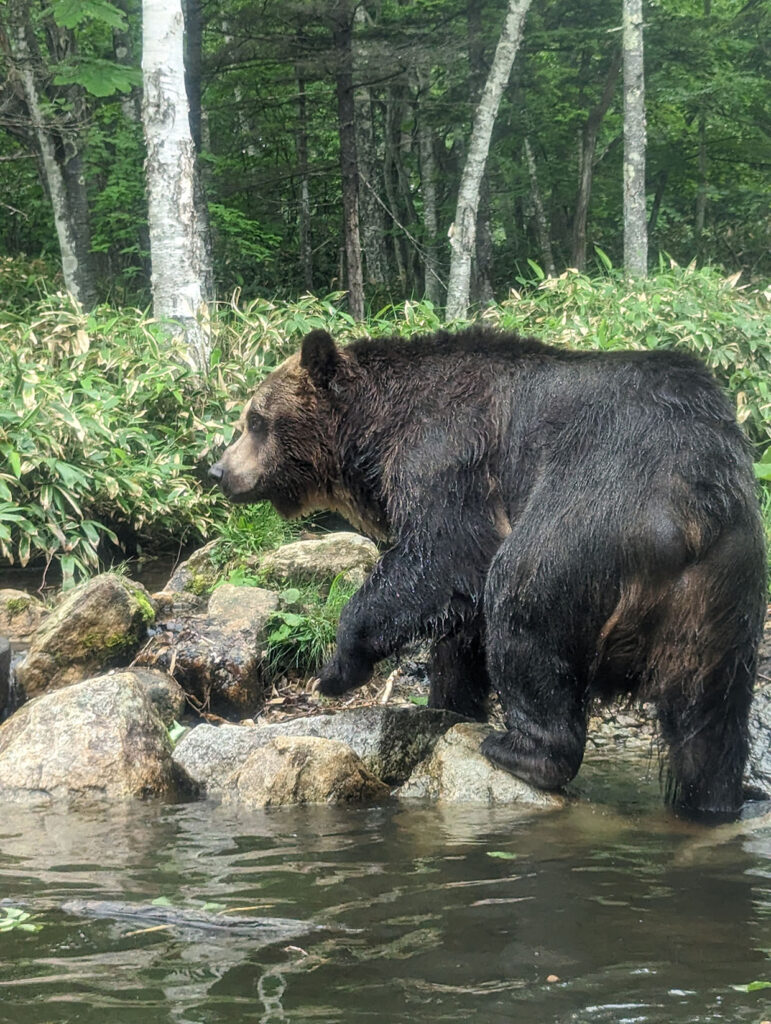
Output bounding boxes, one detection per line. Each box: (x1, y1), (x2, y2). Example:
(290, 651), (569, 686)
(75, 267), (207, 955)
(445, 0), (532, 320)
(142, 0), (212, 371)
(622, 0), (647, 276)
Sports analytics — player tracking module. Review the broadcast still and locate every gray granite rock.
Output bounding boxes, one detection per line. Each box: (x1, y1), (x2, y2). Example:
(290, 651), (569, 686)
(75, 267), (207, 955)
(396, 722), (565, 808)
(15, 574), (155, 698)
(0, 674), (177, 804)
(173, 706), (463, 793)
(222, 735), (390, 807)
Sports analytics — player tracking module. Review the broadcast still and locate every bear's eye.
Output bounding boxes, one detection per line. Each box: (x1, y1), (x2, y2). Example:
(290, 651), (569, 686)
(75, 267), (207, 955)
(248, 410), (267, 434)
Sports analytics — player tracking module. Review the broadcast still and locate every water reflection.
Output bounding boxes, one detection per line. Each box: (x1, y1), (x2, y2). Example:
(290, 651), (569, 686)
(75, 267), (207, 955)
(0, 790), (768, 1024)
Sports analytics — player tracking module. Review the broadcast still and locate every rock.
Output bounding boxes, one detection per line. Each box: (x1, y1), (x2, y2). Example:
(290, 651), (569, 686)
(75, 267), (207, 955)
(136, 584), (279, 716)
(222, 735), (390, 807)
(172, 706), (463, 793)
(163, 541), (221, 595)
(14, 574), (155, 699)
(154, 541), (221, 613)
(92, 668), (187, 727)
(0, 589), (49, 642)
(747, 680), (771, 796)
(0, 674), (177, 804)
(259, 532), (378, 587)
(397, 723), (564, 808)
(0, 637), (9, 718)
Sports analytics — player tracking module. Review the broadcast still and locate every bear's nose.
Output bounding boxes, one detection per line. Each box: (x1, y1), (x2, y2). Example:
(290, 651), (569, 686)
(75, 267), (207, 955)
(209, 462), (224, 483)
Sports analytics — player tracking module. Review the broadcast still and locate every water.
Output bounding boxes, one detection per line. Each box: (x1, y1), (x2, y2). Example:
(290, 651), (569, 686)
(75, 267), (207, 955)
(0, 758), (769, 1024)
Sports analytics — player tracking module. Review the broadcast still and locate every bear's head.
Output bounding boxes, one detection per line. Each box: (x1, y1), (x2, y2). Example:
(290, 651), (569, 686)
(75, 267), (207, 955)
(209, 329), (347, 518)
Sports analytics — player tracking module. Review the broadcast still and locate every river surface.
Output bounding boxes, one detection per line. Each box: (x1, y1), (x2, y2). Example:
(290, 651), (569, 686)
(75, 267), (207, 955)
(0, 757), (769, 1024)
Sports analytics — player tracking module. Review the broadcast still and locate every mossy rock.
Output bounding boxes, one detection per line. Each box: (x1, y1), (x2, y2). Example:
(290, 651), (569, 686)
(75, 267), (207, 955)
(15, 574), (156, 698)
(0, 589), (49, 642)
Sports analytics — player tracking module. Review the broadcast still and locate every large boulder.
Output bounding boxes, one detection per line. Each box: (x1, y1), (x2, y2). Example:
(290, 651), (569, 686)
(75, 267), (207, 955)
(397, 723), (565, 808)
(259, 532), (378, 587)
(14, 574), (155, 698)
(0, 589), (49, 642)
(153, 541), (221, 615)
(136, 584), (279, 716)
(0, 674), (177, 804)
(222, 735), (390, 807)
(172, 706), (463, 793)
(92, 668), (187, 727)
(747, 680), (771, 797)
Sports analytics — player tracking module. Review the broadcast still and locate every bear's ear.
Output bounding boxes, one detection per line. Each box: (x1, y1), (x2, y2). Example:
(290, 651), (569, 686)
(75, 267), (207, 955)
(300, 329), (340, 389)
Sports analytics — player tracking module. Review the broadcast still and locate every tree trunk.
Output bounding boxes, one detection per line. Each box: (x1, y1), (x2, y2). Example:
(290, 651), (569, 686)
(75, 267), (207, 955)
(183, 0), (204, 152)
(332, 2), (365, 320)
(622, 0), (647, 277)
(296, 72), (314, 293)
(648, 168), (668, 238)
(467, 1), (494, 305)
(113, 0), (142, 123)
(571, 47), (621, 271)
(416, 66), (442, 305)
(446, 0), (532, 321)
(354, 6), (388, 287)
(694, 0), (711, 258)
(142, 0), (212, 371)
(524, 137), (555, 277)
(5, 0), (98, 307)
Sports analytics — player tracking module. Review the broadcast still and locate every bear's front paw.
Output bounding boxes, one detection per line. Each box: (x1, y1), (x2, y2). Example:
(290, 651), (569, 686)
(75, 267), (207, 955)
(314, 649), (373, 697)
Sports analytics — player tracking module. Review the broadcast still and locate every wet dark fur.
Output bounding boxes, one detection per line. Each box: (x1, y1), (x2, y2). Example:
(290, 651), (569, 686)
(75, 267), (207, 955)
(211, 327), (767, 818)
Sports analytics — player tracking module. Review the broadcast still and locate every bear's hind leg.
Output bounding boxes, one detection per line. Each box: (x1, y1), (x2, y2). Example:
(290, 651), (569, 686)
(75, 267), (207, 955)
(481, 534), (594, 790)
(428, 628), (491, 721)
(648, 528), (765, 819)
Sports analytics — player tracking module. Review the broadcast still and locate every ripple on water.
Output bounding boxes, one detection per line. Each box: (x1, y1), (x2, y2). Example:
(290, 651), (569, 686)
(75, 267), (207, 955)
(0, 787), (767, 1023)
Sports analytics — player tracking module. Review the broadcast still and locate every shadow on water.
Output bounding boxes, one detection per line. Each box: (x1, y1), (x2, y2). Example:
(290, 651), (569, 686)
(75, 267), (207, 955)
(0, 756), (768, 1024)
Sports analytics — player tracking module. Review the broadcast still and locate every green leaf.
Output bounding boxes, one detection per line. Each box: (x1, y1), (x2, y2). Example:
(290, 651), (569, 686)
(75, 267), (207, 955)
(731, 980), (771, 992)
(51, 0), (127, 29)
(408, 695), (428, 706)
(53, 59), (141, 98)
(526, 259), (545, 281)
(594, 245), (614, 272)
(280, 587), (301, 604)
(487, 851), (518, 860)
(151, 896), (173, 907)
(167, 720), (188, 746)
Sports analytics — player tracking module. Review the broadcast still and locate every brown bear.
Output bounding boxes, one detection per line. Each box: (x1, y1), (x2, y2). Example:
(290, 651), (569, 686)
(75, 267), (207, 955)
(210, 327), (767, 818)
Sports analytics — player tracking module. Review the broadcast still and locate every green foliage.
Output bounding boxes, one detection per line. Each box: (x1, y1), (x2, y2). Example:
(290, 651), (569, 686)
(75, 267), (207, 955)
(211, 503), (300, 570)
(51, 0), (127, 30)
(1, 278), (769, 588)
(498, 261), (771, 445)
(167, 720), (188, 746)
(264, 575), (358, 682)
(52, 58), (141, 97)
(731, 980), (771, 993)
(0, 908), (42, 933)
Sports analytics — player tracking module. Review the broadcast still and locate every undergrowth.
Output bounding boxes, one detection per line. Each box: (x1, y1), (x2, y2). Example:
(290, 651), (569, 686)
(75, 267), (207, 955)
(1, 262), (769, 586)
(263, 575), (358, 683)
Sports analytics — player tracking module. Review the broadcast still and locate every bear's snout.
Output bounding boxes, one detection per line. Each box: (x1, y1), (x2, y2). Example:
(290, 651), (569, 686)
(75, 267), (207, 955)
(209, 462), (225, 484)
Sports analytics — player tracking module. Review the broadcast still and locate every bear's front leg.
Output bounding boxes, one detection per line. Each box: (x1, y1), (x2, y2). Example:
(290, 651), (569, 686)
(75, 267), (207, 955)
(314, 633), (376, 696)
(314, 522), (494, 700)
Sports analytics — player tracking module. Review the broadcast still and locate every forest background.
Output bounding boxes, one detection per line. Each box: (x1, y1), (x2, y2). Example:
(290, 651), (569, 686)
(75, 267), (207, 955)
(0, 0), (769, 584)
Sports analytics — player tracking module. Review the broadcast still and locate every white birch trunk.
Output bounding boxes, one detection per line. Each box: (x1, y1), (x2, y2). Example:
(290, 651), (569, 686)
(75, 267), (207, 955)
(142, 0), (211, 372)
(622, 0), (648, 276)
(445, 0), (532, 320)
